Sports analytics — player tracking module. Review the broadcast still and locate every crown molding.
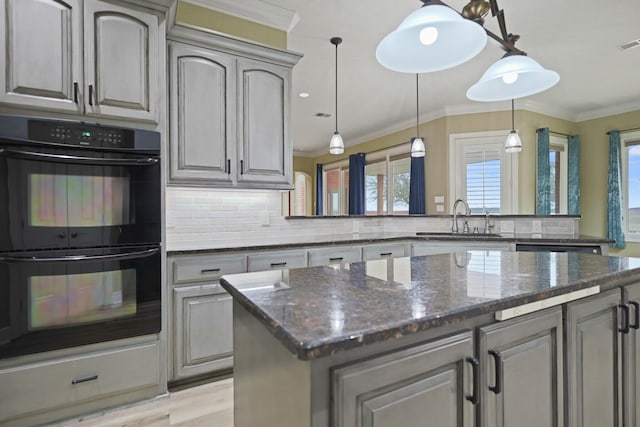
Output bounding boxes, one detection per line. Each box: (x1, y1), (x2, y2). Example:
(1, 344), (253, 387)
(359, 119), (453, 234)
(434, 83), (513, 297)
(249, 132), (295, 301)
(575, 99), (640, 122)
(181, 0), (300, 32)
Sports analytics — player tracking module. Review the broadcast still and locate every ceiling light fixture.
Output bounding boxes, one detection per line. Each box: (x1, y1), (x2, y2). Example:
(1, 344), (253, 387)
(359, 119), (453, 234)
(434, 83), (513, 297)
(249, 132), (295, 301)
(411, 74), (426, 157)
(377, 0), (559, 101)
(504, 99), (522, 153)
(329, 37), (344, 155)
(376, 0), (487, 73)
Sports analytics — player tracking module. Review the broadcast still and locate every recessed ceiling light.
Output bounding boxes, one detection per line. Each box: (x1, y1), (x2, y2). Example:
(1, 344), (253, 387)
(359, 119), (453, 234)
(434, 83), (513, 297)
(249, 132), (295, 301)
(299, 92), (310, 98)
(620, 38), (640, 50)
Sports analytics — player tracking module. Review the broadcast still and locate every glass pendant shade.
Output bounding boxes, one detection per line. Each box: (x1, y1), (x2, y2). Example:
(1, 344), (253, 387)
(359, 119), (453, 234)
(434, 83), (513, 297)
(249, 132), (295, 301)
(376, 4), (487, 73)
(411, 137), (426, 157)
(467, 54), (560, 102)
(329, 132), (344, 155)
(504, 131), (522, 153)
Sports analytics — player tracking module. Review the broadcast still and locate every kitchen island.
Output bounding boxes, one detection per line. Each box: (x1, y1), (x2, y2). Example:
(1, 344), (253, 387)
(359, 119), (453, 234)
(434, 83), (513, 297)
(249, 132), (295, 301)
(220, 251), (640, 427)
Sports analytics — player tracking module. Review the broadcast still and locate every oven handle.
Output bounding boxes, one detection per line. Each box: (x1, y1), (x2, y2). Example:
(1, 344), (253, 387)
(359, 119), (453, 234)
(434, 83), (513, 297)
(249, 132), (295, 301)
(0, 148), (158, 166)
(0, 248), (159, 263)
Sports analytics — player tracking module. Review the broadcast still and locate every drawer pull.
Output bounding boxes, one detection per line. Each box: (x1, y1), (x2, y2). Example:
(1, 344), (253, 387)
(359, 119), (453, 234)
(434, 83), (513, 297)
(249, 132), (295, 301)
(380, 252), (393, 257)
(72, 375), (98, 385)
(329, 257), (344, 262)
(270, 262), (287, 267)
(201, 268), (221, 274)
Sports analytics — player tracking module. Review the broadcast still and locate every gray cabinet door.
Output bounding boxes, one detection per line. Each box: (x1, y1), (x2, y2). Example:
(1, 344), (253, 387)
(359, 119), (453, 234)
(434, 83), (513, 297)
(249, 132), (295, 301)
(168, 42), (235, 184)
(332, 331), (475, 427)
(172, 284), (233, 381)
(0, 0), (83, 113)
(479, 307), (563, 427)
(565, 289), (622, 427)
(624, 282), (640, 427)
(84, 0), (158, 122)
(236, 59), (292, 189)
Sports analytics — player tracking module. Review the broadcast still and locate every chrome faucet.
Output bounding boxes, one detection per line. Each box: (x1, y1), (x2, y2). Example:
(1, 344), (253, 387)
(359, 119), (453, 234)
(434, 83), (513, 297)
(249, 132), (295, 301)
(484, 210), (491, 234)
(452, 199), (471, 233)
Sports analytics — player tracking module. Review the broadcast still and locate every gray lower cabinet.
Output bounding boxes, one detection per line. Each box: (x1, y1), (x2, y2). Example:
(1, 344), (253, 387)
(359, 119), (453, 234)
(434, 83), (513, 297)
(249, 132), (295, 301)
(624, 282), (640, 427)
(169, 253), (247, 382)
(247, 250), (307, 272)
(307, 246), (362, 267)
(332, 331), (475, 427)
(362, 242), (409, 261)
(0, 340), (160, 426)
(565, 288), (622, 427)
(479, 307), (564, 427)
(172, 284), (233, 380)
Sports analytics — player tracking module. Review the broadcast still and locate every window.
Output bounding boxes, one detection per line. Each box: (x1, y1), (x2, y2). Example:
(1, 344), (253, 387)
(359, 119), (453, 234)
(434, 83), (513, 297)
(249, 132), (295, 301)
(621, 131), (640, 242)
(549, 136), (568, 214)
(450, 131), (518, 214)
(283, 172), (311, 216)
(323, 146), (413, 216)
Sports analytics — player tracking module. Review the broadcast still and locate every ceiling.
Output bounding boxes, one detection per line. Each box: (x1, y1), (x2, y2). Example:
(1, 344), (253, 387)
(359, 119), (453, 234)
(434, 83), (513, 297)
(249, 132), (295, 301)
(195, 0), (640, 156)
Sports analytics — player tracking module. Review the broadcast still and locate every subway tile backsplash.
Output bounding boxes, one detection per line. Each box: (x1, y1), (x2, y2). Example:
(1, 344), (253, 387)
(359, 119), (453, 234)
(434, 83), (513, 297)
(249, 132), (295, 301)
(166, 188), (580, 251)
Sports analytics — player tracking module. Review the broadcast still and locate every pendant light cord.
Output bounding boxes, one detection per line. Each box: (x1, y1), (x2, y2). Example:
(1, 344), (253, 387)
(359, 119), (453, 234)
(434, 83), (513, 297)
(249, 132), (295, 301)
(511, 98), (514, 130)
(416, 74), (419, 138)
(334, 40), (339, 134)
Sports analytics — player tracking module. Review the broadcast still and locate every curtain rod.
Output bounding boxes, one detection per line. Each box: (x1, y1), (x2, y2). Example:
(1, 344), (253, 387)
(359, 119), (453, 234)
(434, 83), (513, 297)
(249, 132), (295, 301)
(607, 126), (640, 135)
(536, 128), (574, 138)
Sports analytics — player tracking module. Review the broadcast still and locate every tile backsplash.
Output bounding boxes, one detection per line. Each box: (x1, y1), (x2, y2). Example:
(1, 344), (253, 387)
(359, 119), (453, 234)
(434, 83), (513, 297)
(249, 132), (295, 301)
(166, 188), (579, 251)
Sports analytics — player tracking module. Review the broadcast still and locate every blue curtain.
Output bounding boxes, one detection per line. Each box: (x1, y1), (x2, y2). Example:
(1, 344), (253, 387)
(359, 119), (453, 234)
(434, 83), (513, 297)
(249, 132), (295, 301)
(409, 156), (425, 214)
(348, 153), (366, 215)
(315, 164), (323, 216)
(536, 128), (551, 214)
(607, 130), (625, 248)
(567, 135), (580, 215)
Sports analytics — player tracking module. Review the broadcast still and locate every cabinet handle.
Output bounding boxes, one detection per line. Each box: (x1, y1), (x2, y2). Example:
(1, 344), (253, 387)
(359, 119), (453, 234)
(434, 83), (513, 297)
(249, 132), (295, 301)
(240, 160), (244, 175)
(72, 374), (98, 385)
(270, 262), (287, 267)
(465, 356), (479, 405)
(201, 268), (221, 274)
(631, 301), (640, 330)
(380, 252), (393, 257)
(619, 304), (631, 334)
(88, 84), (94, 106)
(73, 81), (79, 104)
(329, 257), (344, 262)
(227, 159), (231, 174)
(488, 349), (502, 394)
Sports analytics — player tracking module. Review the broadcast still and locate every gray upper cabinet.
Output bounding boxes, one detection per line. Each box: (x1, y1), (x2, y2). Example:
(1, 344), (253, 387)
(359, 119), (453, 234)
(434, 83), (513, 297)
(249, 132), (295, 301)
(236, 59), (291, 187)
(479, 307), (564, 427)
(0, 0), (159, 122)
(167, 27), (301, 189)
(168, 42), (234, 184)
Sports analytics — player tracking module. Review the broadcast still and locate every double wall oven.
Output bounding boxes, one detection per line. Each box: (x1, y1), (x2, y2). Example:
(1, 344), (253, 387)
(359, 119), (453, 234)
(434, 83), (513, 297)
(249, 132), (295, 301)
(0, 115), (161, 359)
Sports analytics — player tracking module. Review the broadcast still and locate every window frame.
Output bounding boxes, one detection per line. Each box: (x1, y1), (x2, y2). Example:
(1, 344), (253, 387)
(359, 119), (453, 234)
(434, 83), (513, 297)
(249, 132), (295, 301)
(364, 145), (412, 215)
(549, 135), (568, 215)
(449, 130), (519, 215)
(323, 159), (349, 216)
(621, 130), (640, 242)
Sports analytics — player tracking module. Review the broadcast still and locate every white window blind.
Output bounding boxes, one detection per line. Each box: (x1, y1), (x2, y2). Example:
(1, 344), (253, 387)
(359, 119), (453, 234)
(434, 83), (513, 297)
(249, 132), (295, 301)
(465, 148), (501, 214)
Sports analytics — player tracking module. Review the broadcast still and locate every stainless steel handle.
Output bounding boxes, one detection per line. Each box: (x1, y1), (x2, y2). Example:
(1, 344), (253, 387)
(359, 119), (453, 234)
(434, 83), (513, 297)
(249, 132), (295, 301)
(0, 148), (158, 166)
(0, 248), (159, 263)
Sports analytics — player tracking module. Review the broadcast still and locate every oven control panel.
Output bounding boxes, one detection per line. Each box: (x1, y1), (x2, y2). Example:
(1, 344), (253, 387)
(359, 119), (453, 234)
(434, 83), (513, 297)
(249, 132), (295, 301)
(27, 119), (135, 149)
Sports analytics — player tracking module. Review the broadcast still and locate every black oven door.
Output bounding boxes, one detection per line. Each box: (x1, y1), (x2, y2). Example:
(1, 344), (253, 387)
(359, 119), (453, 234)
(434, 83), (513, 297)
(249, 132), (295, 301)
(0, 143), (160, 251)
(0, 245), (160, 359)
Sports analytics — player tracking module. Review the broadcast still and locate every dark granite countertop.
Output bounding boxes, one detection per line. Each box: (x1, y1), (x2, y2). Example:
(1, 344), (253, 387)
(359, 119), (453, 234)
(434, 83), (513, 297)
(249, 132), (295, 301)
(220, 251), (640, 361)
(169, 233), (612, 255)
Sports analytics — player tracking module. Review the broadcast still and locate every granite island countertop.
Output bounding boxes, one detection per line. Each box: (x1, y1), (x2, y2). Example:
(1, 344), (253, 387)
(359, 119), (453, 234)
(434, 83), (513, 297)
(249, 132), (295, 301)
(220, 251), (640, 360)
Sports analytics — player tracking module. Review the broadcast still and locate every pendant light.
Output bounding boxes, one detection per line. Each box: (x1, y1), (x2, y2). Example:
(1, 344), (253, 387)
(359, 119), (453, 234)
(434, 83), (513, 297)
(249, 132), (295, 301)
(329, 37), (344, 155)
(467, 53), (560, 102)
(376, 0), (487, 73)
(411, 74), (426, 157)
(505, 99), (522, 153)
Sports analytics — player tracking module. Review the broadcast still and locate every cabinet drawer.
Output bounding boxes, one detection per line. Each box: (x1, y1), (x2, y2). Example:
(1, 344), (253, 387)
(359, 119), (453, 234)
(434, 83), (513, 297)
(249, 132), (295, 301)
(171, 254), (247, 285)
(0, 342), (159, 423)
(247, 250), (307, 272)
(308, 246), (361, 267)
(362, 243), (408, 260)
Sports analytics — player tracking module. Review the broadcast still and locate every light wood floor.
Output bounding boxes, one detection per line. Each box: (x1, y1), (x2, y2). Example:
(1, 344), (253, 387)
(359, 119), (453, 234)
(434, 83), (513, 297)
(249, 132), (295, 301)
(55, 378), (233, 427)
